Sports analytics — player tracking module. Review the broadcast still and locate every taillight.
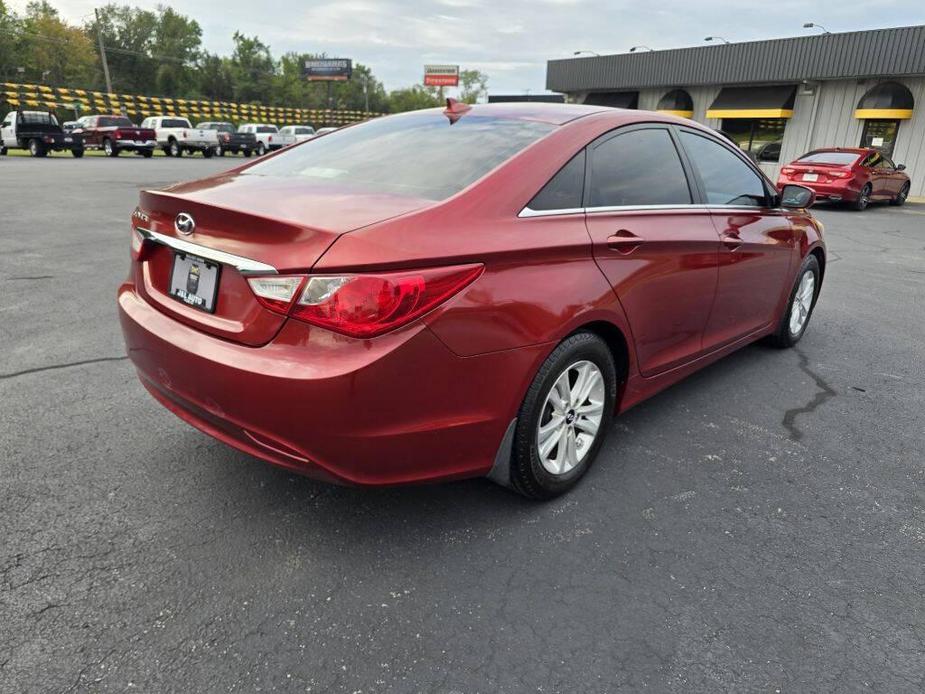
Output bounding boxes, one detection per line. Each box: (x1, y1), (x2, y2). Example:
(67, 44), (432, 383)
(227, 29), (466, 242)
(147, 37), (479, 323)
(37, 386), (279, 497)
(247, 265), (483, 338)
(828, 171), (849, 178)
(222, 133), (230, 142)
(781, 167), (795, 175)
(182, 130), (188, 138)
(114, 129), (123, 139)
(268, 135), (273, 142)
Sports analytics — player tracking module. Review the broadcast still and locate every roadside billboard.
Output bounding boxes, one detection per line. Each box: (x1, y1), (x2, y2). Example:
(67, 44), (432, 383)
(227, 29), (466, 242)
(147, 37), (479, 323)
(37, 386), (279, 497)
(424, 65), (460, 87)
(302, 59), (353, 81)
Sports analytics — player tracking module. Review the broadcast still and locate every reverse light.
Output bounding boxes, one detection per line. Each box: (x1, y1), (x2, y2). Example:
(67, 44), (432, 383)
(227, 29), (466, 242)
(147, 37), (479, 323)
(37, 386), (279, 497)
(248, 265), (483, 338)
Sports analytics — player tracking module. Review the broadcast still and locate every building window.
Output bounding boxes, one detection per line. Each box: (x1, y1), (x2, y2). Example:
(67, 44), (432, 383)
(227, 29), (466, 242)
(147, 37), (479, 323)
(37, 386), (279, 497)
(860, 119), (900, 158)
(720, 118), (787, 162)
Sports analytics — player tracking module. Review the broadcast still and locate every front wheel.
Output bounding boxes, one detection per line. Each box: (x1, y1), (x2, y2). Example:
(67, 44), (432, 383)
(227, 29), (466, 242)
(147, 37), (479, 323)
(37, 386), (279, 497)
(852, 184), (871, 211)
(243, 149), (252, 157)
(509, 332), (617, 499)
(768, 255), (821, 348)
(891, 182), (910, 206)
(141, 149), (153, 158)
(0, 146), (7, 155)
(215, 145), (224, 157)
(71, 148), (84, 158)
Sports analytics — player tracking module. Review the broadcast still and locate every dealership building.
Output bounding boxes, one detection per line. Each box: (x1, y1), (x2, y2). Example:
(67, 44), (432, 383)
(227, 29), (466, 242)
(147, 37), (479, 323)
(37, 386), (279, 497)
(546, 25), (925, 198)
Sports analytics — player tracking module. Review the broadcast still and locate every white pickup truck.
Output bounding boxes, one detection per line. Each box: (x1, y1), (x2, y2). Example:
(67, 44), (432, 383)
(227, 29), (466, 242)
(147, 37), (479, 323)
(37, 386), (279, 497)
(238, 123), (296, 156)
(140, 116), (219, 158)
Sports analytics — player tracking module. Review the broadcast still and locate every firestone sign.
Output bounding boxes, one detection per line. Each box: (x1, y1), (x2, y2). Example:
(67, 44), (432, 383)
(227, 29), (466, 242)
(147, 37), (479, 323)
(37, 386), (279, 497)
(424, 65), (460, 87)
(302, 59), (353, 81)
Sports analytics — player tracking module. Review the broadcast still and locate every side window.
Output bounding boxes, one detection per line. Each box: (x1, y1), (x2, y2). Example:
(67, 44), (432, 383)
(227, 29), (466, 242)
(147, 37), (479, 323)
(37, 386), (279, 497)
(588, 128), (691, 207)
(679, 131), (769, 207)
(528, 150), (585, 211)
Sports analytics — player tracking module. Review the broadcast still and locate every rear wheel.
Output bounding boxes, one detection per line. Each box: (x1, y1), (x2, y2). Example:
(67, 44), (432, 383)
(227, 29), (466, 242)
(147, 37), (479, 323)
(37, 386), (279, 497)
(103, 138), (119, 157)
(0, 146), (8, 155)
(243, 149), (252, 157)
(29, 139), (46, 157)
(256, 142), (266, 156)
(202, 147), (214, 158)
(71, 148), (84, 158)
(768, 255), (820, 348)
(141, 149), (153, 158)
(169, 139), (182, 158)
(215, 145), (224, 157)
(852, 184), (871, 211)
(510, 332), (617, 499)
(891, 182), (910, 206)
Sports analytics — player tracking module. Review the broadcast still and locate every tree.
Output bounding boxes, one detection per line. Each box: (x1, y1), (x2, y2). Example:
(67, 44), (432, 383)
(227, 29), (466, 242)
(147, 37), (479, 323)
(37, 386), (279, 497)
(151, 7), (201, 96)
(0, 1), (23, 82)
(18, 1), (95, 86)
(230, 32), (274, 103)
(197, 53), (234, 101)
(85, 5), (158, 93)
(458, 69), (488, 104)
(387, 85), (442, 113)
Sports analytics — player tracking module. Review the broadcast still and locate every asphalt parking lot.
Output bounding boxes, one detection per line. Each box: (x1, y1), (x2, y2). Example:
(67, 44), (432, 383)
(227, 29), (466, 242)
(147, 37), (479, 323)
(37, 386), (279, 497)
(2, 156), (924, 693)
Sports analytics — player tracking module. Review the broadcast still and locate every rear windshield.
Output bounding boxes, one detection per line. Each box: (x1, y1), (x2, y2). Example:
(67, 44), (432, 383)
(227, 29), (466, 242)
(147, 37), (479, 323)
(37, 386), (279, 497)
(244, 111), (555, 200)
(162, 118), (190, 128)
(198, 122), (235, 132)
(256, 125), (277, 133)
(100, 116), (134, 127)
(797, 151), (860, 165)
(20, 112), (58, 126)
(294, 127), (314, 134)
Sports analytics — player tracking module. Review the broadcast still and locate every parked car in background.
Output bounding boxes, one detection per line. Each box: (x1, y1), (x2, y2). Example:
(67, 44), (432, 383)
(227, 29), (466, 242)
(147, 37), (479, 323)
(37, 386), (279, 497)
(62, 121), (78, 132)
(778, 147), (911, 211)
(72, 115), (157, 157)
(0, 110), (83, 157)
(119, 104), (825, 499)
(196, 122), (257, 157)
(140, 116), (218, 158)
(238, 123), (295, 155)
(279, 125), (316, 143)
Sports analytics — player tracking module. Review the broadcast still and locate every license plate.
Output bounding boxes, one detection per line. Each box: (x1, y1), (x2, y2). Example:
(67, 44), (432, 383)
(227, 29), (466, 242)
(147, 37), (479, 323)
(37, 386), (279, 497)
(64, 137), (72, 143)
(168, 253), (220, 313)
(802, 173), (819, 182)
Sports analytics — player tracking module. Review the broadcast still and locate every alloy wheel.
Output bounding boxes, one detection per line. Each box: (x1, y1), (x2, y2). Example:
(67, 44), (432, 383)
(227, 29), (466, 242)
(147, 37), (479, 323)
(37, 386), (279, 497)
(536, 360), (605, 475)
(789, 270), (815, 336)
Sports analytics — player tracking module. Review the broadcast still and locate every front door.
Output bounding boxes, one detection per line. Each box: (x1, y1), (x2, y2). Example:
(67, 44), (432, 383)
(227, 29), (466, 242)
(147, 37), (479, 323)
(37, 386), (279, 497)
(583, 124), (720, 376)
(676, 128), (795, 349)
(1, 113), (14, 148)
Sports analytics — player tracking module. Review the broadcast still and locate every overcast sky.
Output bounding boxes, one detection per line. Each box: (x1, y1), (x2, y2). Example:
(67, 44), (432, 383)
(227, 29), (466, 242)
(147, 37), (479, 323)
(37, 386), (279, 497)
(12, 0), (924, 93)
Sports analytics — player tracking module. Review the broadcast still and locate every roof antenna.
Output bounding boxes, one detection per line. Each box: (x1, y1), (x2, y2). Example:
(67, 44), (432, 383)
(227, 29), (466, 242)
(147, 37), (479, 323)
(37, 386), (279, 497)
(443, 97), (471, 124)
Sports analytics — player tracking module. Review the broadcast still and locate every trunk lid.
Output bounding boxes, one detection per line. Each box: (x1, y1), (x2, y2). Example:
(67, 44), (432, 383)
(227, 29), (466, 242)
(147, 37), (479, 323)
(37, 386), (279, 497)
(783, 162), (853, 184)
(134, 173), (432, 345)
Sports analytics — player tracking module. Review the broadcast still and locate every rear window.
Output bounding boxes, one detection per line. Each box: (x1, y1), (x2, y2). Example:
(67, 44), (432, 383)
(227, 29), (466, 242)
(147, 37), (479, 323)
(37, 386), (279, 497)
(294, 127), (314, 135)
(161, 118), (190, 128)
(797, 151), (860, 165)
(20, 112), (58, 126)
(99, 116), (134, 127)
(244, 111), (555, 200)
(256, 126), (277, 134)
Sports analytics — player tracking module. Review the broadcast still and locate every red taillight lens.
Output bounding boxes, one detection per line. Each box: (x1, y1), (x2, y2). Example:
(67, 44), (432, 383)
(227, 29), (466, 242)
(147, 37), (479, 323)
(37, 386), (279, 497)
(183, 130), (188, 138)
(222, 133), (231, 142)
(247, 265), (483, 338)
(781, 167), (795, 175)
(268, 135), (273, 142)
(828, 171), (849, 178)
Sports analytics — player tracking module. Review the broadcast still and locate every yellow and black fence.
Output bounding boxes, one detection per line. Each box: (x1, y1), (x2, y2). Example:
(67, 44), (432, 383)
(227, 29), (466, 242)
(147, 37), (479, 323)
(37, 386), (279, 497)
(0, 82), (379, 127)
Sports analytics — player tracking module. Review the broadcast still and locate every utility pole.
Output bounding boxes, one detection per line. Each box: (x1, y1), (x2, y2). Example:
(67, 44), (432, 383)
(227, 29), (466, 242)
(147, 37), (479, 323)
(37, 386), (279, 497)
(94, 9), (113, 95)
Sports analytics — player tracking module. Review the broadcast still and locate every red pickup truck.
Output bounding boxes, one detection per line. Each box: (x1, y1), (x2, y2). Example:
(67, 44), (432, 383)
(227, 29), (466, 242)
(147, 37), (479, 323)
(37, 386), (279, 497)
(72, 115), (158, 157)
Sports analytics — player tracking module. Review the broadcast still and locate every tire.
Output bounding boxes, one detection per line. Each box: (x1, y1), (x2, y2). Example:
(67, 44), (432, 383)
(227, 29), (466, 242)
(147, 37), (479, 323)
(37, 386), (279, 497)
(169, 139), (182, 158)
(256, 142), (266, 156)
(141, 149), (153, 158)
(852, 184), (871, 211)
(243, 149), (252, 157)
(0, 146), (7, 155)
(216, 146), (224, 157)
(103, 138), (119, 157)
(767, 255), (821, 348)
(202, 147), (214, 158)
(509, 332), (617, 499)
(891, 182), (910, 207)
(29, 139), (46, 157)
(162, 146), (172, 157)
(71, 149), (84, 158)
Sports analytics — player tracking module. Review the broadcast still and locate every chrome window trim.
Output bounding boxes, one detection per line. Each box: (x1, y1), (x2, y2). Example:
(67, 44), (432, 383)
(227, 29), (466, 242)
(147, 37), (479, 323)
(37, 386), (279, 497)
(135, 227), (278, 275)
(519, 202), (774, 217)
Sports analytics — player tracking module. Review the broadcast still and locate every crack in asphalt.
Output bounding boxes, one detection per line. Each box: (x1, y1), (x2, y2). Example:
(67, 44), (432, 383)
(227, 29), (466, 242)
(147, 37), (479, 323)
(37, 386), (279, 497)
(0, 356), (129, 381)
(782, 348), (837, 441)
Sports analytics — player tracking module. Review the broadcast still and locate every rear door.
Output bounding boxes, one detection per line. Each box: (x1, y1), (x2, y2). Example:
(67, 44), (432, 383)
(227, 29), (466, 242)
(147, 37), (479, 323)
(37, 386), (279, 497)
(583, 124), (721, 376)
(677, 128), (795, 349)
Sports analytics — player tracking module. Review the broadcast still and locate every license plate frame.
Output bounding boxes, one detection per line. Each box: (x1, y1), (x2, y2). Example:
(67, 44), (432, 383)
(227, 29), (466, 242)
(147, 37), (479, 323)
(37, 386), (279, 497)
(168, 252), (221, 313)
(802, 173), (819, 182)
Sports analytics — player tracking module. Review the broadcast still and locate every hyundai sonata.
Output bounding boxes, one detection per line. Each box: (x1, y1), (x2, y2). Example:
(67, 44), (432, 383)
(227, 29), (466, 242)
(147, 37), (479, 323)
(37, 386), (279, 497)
(119, 102), (825, 498)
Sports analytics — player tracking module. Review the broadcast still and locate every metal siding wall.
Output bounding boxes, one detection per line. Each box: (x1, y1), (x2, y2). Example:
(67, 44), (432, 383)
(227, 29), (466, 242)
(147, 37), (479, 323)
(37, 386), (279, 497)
(891, 78), (925, 197)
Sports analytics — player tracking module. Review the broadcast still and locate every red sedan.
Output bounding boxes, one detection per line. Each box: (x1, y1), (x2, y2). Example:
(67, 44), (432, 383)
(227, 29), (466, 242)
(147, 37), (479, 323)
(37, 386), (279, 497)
(777, 147), (911, 211)
(119, 103), (825, 498)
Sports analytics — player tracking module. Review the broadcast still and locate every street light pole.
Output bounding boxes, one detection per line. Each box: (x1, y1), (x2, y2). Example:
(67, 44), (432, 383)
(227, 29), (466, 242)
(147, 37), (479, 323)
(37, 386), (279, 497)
(94, 9), (113, 94)
(704, 36), (730, 45)
(573, 51), (601, 57)
(803, 22), (831, 34)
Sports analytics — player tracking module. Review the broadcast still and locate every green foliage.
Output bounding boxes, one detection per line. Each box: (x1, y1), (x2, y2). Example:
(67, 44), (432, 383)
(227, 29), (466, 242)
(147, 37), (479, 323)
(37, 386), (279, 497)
(0, 1), (489, 118)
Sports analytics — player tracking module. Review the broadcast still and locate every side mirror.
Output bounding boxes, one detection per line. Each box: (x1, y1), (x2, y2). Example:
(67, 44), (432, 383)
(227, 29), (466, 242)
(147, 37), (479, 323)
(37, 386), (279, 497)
(897, 164), (906, 171)
(780, 184), (816, 209)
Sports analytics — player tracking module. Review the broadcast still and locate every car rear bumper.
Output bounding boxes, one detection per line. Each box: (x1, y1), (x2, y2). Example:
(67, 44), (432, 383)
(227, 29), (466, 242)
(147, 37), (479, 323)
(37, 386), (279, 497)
(118, 282), (541, 486)
(117, 139), (157, 149)
(777, 176), (862, 202)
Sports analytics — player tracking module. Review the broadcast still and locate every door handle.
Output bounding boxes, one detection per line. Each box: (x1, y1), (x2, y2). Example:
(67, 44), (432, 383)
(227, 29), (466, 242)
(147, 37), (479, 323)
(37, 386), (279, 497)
(607, 230), (643, 254)
(721, 232), (743, 251)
